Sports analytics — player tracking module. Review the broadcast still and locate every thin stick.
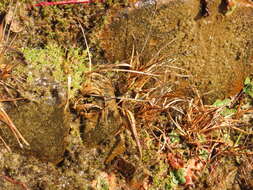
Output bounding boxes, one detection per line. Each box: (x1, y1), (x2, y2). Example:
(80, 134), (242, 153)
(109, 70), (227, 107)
(0, 108), (23, 148)
(83, 94), (149, 103)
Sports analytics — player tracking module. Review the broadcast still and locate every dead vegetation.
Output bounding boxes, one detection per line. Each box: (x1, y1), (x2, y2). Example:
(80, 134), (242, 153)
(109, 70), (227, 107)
(76, 47), (253, 188)
(74, 45), (253, 188)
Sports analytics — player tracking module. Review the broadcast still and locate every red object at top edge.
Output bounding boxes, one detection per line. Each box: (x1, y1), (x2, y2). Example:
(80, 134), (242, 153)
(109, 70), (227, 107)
(34, 0), (104, 7)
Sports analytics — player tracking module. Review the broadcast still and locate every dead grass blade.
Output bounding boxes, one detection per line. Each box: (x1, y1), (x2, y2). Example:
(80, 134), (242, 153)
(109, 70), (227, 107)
(0, 135), (11, 151)
(124, 109), (142, 159)
(109, 68), (160, 77)
(79, 21), (92, 73)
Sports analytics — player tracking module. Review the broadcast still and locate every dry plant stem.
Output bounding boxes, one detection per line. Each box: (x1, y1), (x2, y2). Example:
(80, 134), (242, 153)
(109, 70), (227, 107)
(94, 63), (160, 77)
(81, 93), (149, 103)
(0, 20), (3, 46)
(79, 22), (92, 74)
(0, 175), (30, 190)
(0, 108), (22, 147)
(153, 126), (173, 153)
(5, 2), (18, 49)
(0, 135), (11, 151)
(90, 63), (131, 72)
(64, 75), (71, 112)
(168, 113), (187, 136)
(124, 109), (142, 158)
(230, 125), (253, 134)
(0, 98), (25, 102)
(109, 68), (159, 77)
(129, 45), (135, 67)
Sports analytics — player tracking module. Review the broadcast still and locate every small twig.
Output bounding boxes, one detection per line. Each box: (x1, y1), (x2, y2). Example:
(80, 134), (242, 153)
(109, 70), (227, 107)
(79, 23), (92, 72)
(0, 175), (30, 190)
(83, 93), (149, 103)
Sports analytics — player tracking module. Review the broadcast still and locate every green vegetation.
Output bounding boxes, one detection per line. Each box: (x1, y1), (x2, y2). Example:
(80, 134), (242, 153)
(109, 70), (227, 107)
(150, 159), (187, 190)
(212, 98), (231, 107)
(212, 76), (253, 117)
(174, 168), (186, 185)
(243, 76), (253, 98)
(97, 178), (109, 190)
(20, 43), (89, 97)
(213, 98), (237, 116)
(151, 160), (172, 190)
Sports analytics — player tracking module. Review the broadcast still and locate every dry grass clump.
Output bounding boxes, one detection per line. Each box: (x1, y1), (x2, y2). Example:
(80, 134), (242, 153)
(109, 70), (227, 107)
(79, 49), (253, 188)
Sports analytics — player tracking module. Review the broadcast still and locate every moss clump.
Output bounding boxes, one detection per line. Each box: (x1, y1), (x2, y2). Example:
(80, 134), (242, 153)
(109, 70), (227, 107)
(18, 43), (89, 98)
(13, 1), (110, 49)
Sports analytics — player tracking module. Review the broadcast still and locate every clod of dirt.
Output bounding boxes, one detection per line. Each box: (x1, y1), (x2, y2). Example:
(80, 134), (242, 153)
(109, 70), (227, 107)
(99, 0), (253, 103)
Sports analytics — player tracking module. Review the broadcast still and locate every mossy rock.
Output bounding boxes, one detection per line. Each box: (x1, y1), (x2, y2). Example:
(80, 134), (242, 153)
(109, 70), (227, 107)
(1, 101), (69, 164)
(99, 0), (253, 103)
(0, 49), (71, 163)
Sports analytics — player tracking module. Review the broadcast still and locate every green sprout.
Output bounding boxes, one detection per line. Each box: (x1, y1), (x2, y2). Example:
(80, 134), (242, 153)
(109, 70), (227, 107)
(164, 171), (178, 190)
(174, 168), (186, 184)
(169, 131), (180, 144)
(213, 98), (236, 117)
(243, 77), (253, 98)
(212, 98), (231, 107)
